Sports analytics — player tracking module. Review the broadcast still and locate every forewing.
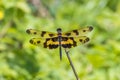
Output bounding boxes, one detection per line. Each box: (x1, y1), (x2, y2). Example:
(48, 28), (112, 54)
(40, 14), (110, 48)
(26, 29), (57, 38)
(62, 26), (93, 37)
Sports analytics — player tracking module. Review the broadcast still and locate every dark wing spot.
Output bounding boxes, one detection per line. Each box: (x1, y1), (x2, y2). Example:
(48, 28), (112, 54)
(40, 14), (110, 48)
(49, 44), (52, 49)
(26, 29), (30, 34)
(48, 44), (58, 49)
(62, 37), (68, 41)
(66, 44), (72, 48)
(49, 34), (54, 37)
(68, 44), (72, 48)
(41, 31), (46, 37)
(62, 43), (72, 48)
(73, 30), (79, 35)
(83, 30), (86, 32)
(52, 44), (58, 49)
(73, 41), (77, 47)
(79, 39), (83, 42)
(65, 33), (71, 36)
(83, 38), (89, 43)
(30, 39), (33, 44)
(46, 38), (50, 41)
(85, 38), (89, 42)
(43, 38), (50, 48)
(88, 26), (93, 31)
(69, 37), (77, 47)
(52, 37), (58, 42)
(37, 41), (40, 44)
(34, 32), (37, 34)
(62, 44), (67, 48)
(44, 42), (47, 48)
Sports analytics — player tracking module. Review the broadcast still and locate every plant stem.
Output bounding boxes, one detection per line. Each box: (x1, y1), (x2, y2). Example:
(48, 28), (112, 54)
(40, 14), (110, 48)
(65, 49), (80, 80)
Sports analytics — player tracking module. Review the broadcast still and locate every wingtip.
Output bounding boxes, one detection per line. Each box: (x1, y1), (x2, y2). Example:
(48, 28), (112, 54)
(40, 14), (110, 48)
(26, 29), (32, 34)
(88, 26), (93, 31)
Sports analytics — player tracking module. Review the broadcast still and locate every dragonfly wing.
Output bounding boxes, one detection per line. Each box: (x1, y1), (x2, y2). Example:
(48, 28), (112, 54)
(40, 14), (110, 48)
(26, 29), (57, 38)
(62, 26), (93, 37)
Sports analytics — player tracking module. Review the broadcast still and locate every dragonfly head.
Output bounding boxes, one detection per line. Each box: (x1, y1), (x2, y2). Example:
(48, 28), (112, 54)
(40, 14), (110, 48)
(57, 28), (62, 33)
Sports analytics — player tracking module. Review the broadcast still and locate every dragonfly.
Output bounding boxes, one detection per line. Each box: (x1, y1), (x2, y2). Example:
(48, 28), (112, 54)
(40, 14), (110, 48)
(26, 26), (93, 60)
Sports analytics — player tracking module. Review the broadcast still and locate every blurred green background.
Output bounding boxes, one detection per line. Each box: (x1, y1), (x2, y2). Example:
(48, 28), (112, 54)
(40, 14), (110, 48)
(0, 0), (120, 80)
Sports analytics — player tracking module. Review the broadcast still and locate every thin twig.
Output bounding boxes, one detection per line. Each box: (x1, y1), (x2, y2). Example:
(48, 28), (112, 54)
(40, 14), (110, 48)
(65, 49), (80, 80)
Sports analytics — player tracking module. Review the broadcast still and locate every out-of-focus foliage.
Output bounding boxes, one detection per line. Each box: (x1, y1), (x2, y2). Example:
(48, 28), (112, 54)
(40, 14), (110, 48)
(0, 0), (120, 80)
